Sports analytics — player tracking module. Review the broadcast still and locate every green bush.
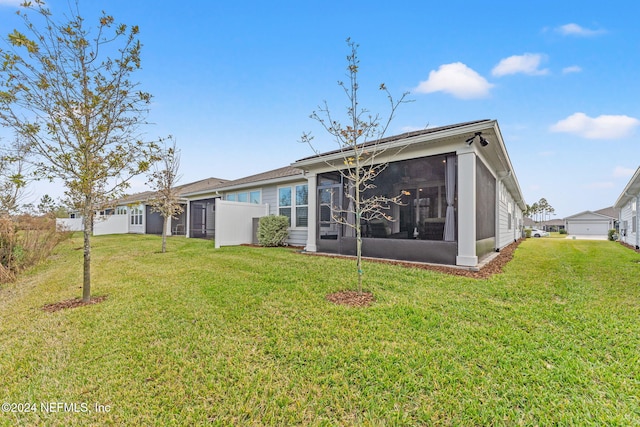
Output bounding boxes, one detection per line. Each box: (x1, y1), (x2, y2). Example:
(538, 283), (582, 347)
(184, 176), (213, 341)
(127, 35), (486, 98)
(559, 229), (567, 235)
(608, 229), (618, 241)
(525, 229), (531, 238)
(257, 215), (289, 247)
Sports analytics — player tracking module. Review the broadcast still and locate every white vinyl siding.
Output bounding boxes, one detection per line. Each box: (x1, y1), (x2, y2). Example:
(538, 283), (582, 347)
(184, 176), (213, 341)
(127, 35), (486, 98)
(497, 180), (521, 249)
(219, 182), (308, 247)
(619, 199), (637, 246)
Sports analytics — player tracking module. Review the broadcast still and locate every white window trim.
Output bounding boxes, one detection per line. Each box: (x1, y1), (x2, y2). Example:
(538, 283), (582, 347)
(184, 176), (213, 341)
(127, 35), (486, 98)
(278, 184), (308, 229)
(249, 190), (262, 204)
(130, 206), (143, 226)
(295, 184), (308, 229)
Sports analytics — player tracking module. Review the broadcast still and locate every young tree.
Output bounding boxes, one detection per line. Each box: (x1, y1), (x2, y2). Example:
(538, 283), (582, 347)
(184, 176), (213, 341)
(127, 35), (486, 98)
(300, 38), (409, 294)
(147, 138), (183, 253)
(0, 1), (158, 302)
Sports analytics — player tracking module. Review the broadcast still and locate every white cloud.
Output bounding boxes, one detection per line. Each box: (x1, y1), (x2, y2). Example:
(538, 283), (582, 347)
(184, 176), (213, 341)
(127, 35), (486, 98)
(557, 23), (606, 37)
(585, 181), (615, 189)
(413, 62), (493, 99)
(613, 166), (636, 178)
(550, 112), (640, 139)
(492, 53), (549, 77)
(562, 65), (582, 74)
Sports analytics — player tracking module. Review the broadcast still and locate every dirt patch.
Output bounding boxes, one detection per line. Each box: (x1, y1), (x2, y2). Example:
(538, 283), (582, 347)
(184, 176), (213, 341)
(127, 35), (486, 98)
(42, 295), (107, 313)
(326, 290), (375, 307)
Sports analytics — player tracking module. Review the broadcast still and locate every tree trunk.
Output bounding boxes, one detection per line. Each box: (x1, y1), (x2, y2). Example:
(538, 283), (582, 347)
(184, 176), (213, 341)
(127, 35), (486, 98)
(355, 186), (363, 295)
(82, 214), (92, 303)
(161, 215), (168, 253)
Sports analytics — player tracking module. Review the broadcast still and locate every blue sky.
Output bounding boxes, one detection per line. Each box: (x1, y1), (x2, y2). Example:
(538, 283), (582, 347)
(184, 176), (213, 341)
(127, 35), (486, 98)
(1, 0), (639, 218)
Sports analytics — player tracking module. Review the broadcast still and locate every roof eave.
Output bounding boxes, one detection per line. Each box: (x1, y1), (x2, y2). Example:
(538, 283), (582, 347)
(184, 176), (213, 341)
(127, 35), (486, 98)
(292, 120), (495, 169)
(614, 166), (640, 208)
(182, 173), (305, 198)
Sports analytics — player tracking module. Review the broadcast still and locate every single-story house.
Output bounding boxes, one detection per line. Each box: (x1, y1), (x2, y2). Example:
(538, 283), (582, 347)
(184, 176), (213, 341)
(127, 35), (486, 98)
(523, 217), (565, 232)
(59, 119), (526, 269)
(57, 177), (228, 235)
(564, 207), (617, 237)
(614, 166), (640, 248)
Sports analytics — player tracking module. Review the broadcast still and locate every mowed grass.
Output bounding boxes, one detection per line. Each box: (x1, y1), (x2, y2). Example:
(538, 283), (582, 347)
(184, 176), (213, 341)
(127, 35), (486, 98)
(1, 234), (639, 426)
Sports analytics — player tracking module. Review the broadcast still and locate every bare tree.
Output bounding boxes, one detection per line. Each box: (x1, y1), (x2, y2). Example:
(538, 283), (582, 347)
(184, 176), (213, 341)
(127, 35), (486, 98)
(0, 1), (159, 302)
(300, 38), (410, 294)
(147, 138), (183, 253)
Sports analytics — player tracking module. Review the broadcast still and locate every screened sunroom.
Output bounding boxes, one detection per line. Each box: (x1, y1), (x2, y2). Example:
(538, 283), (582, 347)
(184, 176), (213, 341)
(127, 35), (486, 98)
(292, 119), (525, 268)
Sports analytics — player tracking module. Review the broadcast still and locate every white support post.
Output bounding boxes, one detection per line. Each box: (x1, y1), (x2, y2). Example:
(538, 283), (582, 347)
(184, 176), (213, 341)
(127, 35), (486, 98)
(456, 148), (478, 267)
(305, 172), (318, 252)
(185, 201), (191, 238)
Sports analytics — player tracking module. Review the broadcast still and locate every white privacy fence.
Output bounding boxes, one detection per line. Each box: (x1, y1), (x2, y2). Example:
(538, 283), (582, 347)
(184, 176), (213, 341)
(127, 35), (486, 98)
(56, 218), (83, 232)
(56, 214), (129, 235)
(214, 200), (269, 248)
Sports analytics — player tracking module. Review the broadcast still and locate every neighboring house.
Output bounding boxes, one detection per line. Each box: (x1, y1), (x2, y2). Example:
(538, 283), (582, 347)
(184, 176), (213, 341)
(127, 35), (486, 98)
(614, 166), (640, 248)
(564, 207), (617, 237)
(57, 177), (228, 236)
(290, 119), (526, 268)
(523, 217), (565, 232)
(543, 219), (566, 232)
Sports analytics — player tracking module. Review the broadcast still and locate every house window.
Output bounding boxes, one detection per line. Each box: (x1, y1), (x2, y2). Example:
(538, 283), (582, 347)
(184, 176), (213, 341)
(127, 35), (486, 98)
(278, 187), (292, 225)
(250, 190), (261, 204)
(507, 202), (512, 230)
(296, 184), (308, 227)
(116, 206), (127, 215)
(130, 207), (143, 225)
(237, 192), (248, 203)
(633, 216), (637, 234)
(278, 185), (309, 227)
(226, 193), (236, 202)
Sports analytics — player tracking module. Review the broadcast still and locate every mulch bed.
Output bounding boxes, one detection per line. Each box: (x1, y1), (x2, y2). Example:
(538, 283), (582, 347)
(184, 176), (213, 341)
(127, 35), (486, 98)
(620, 241), (640, 254)
(308, 239), (523, 280)
(42, 295), (108, 313)
(326, 290), (375, 307)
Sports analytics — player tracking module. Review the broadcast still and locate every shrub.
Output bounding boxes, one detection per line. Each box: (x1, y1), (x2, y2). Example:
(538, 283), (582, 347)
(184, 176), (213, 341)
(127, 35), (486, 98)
(608, 229), (618, 241)
(525, 229), (531, 238)
(257, 215), (289, 247)
(559, 229), (567, 235)
(0, 215), (70, 283)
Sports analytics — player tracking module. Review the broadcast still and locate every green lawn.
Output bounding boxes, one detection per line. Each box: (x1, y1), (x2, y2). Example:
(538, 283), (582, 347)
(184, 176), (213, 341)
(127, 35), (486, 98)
(1, 234), (639, 426)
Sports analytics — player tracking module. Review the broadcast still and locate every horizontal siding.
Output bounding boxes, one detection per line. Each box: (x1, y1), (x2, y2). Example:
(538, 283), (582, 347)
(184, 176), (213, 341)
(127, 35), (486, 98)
(619, 200), (637, 246)
(224, 180), (309, 247)
(262, 187), (277, 214)
(287, 228), (308, 247)
(497, 181), (520, 249)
